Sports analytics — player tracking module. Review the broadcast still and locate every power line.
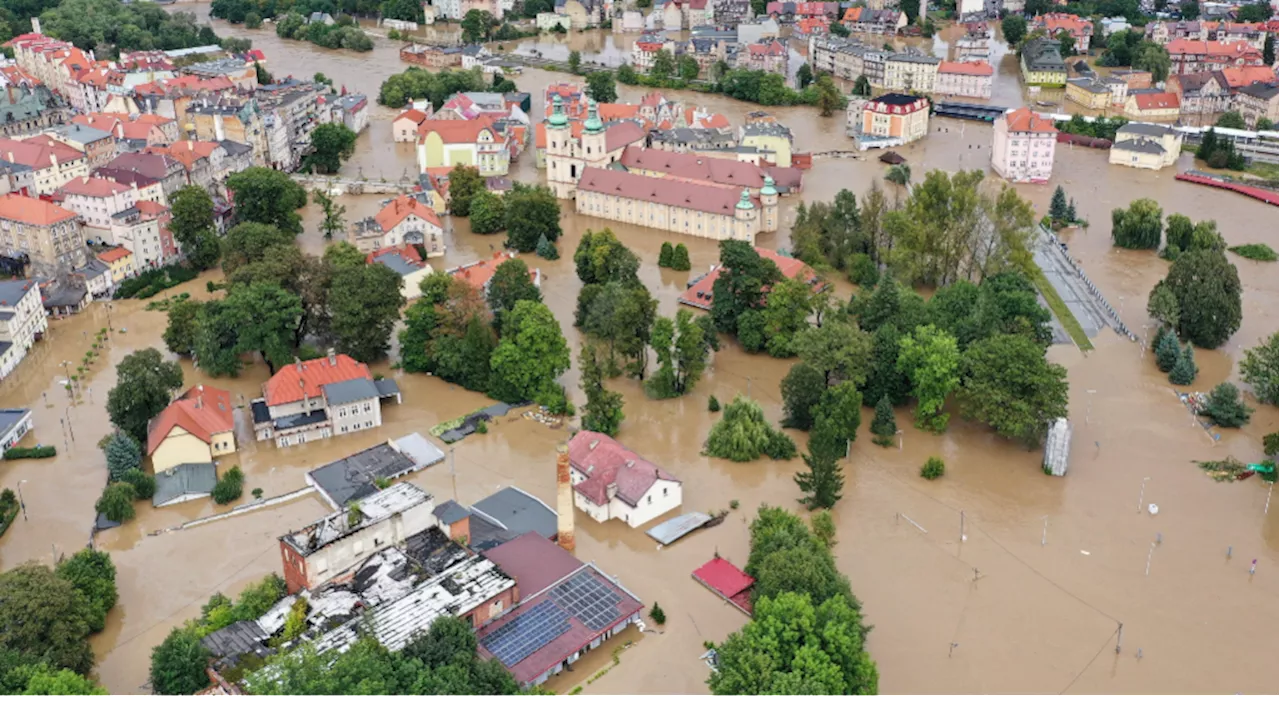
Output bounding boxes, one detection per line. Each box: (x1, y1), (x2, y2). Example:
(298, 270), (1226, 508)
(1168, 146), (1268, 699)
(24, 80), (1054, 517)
(1058, 628), (1119, 695)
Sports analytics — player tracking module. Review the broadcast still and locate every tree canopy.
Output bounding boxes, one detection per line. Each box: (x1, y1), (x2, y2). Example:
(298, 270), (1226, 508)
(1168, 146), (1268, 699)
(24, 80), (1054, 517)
(0, 564), (96, 675)
(1157, 249), (1242, 348)
(957, 333), (1068, 447)
(106, 348), (184, 444)
(226, 168), (308, 236)
(488, 300), (570, 405)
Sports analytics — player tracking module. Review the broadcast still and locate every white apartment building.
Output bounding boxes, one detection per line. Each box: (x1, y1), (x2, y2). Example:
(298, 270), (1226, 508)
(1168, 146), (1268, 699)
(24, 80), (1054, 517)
(991, 107), (1059, 184)
(0, 279), (48, 381)
(57, 176), (138, 244)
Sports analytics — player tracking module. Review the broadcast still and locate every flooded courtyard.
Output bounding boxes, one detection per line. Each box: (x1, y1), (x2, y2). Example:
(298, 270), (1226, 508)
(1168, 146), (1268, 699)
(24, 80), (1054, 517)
(0, 5), (1277, 695)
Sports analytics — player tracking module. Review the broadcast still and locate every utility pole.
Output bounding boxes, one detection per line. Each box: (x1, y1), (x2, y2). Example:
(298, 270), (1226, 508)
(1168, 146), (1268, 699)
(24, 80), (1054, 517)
(1137, 476), (1150, 513)
(960, 511), (965, 543)
(1115, 623), (1123, 654)
(1041, 516), (1048, 547)
(450, 448), (457, 501)
(17, 481), (28, 521)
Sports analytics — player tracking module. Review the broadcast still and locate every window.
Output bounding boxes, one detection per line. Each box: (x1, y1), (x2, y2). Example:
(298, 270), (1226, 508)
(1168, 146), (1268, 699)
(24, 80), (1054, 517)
(647, 495), (652, 505)
(663, 487), (668, 497)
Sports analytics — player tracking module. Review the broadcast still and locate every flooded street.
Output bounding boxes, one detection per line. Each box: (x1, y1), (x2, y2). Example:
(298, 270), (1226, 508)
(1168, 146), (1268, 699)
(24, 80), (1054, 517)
(1, 5), (1276, 695)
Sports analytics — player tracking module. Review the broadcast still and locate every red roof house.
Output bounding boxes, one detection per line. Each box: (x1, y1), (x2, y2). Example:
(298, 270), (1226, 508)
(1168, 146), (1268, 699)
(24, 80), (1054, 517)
(262, 353), (373, 407)
(145, 385), (236, 471)
(678, 247), (826, 311)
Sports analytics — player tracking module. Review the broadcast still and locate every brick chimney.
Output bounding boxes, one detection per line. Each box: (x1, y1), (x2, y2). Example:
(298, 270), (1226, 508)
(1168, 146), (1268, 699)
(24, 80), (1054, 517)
(556, 444), (575, 553)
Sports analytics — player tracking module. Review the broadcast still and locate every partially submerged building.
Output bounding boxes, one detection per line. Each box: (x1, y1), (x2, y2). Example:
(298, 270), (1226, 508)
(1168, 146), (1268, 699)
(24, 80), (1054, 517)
(567, 431), (683, 529)
(250, 350), (401, 448)
(146, 384), (235, 474)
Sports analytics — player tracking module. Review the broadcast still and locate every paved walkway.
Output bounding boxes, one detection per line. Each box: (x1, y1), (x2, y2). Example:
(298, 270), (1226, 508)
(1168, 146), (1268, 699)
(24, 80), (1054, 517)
(1031, 225), (1127, 344)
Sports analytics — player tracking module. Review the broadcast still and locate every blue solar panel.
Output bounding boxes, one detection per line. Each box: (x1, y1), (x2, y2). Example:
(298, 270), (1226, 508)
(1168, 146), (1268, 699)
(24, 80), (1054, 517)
(551, 571), (621, 632)
(480, 601), (571, 668)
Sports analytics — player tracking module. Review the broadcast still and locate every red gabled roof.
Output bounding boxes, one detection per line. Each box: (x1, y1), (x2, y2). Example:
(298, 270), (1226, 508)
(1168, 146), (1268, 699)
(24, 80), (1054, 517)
(374, 194), (442, 232)
(447, 251), (537, 290)
(59, 176), (132, 198)
(394, 108), (428, 125)
(98, 246), (133, 263)
(366, 244), (424, 267)
(145, 385), (234, 456)
(482, 531), (583, 597)
(262, 354), (372, 407)
(0, 193), (78, 226)
(567, 431), (679, 508)
(692, 557), (755, 615)
(0, 136), (85, 170)
(577, 166), (755, 217)
(1220, 65), (1277, 88)
(1003, 106), (1059, 134)
(938, 60), (994, 77)
(417, 117), (499, 144)
(678, 247), (823, 311)
(1133, 92), (1180, 111)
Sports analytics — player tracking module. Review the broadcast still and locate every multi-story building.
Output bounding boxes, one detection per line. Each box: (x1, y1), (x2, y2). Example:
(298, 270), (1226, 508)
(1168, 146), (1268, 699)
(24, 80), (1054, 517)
(850, 93), (930, 149)
(108, 200), (175, 271)
(544, 97), (649, 198)
(1020, 38), (1067, 87)
(567, 431), (683, 528)
(97, 246), (136, 284)
(883, 53), (941, 93)
(0, 159), (36, 197)
(631, 34), (666, 74)
(1166, 39), (1265, 74)
(94, 152), (186, 205)
(739, 120), (795, 167)
(1233, 82), (1280, 129)
(393, 108), (430, 143)
(0, 84), (71, 138)
(57, 176), (138, 245)
(554, 0), (606, 29)
(991, 107), (1058, 184)
(416, 117), (513, 176)
(1124, 91), (1181, 123)
(617, 145), (802, 195)
(1168, 71), (1231, 121)
(146, 384), (237, 475)
(714, 0), (753, 24)
(0, 135), (88, 195)
(936, 60), (994, 99)
(0, 194), (88, 277)
(739, 39), (789, 76)
(1108, 123), (1182, 170)
(144, 141), (229, 197)
(251, 351), (403, 448)
(256, 78), (321, 171)
(366, 245), (433, 301)
(841, 7), (907, 35)
(955, 21), (992, 63)
(808, 35), (887, 86)
(400, 43), (464, 69)
(0, 278), (47, 381)
(49, 123), (117, 170)
(133, 75), (238, 124)
(1032, 13), (1094, 55)
(190, 99), (269, 167)
(350, 194), (446, 256)
(1066, 77), (1113, 110)
(680, 37), (729, 80)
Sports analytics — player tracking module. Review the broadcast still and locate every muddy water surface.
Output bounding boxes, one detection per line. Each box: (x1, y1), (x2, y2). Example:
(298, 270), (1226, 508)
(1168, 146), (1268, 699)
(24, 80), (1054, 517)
(2, 6), (1277, 695)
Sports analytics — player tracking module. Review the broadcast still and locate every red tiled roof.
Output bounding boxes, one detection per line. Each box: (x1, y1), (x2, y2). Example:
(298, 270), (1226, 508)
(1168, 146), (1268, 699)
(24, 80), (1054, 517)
(567, 431), (679, 507)
(394, 108), (428, 125)
(1220, 65), (1277, 88)
(1003, 107), (1059, 134)
(597, 103), (640, 121)
(146, 385), (234, 456)
(747, 40), (787, 56)
(366, 244), (424, 268)
(618, 146), (802, 192)
(1165, 38), (1262, 59)
(678, 247), (823, 311)
(603, 121), (648, 152)
(938, 60), (994, 76)
(692, 557), (754, 615)
(0, 136), (85, 170)
(482, 532), (582, 597)
(0, 193), (78, 226)
(262, 354), (372, 407)
(417, 117), (499, 144)
(577, 166), (755, 217)
(1034, 12), (1093, 37)
(374, 194), (442, 232)
(447, 251), (537, 290)
(134, 200), (170, 216)
(58, 176), (132, 198)
(144, 141), (220, 169)
(1133, 92), (1180, 110)
(97, 247), (133, 263)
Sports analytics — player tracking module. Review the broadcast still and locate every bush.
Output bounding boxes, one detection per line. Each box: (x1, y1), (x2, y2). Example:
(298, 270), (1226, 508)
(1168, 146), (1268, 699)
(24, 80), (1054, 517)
(848, 253), (879, 288)
(96, 482), (137, 523)
(536, 235), (560, 260)
(648, 602), (667, 625)
(476, 419), (489, 434)
(3, 446), (56, 459)
(1229, 244), (1279, 261)
(920, 456), (945, 480)
(670, 243), (691, 271)
(1169, 345), (1197, 386)
(729, 499), (740, 510)
(1202, 382), (1253, 428)
(121, 468), (157, 501)
(705, 395), (796, 462)
(212, 466), (245, 505)
(708, 395), (721, 412)
(658, 242), (674, 268)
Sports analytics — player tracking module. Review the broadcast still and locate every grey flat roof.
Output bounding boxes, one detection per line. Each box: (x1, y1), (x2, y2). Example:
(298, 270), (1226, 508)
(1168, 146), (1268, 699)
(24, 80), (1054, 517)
(469, 487), (557, 552)
(372, 253), (420, 277)
(433, 499), (471, 526)
(374, 378), (401, 398)
(646, 512), (713, 546)
(153, 462), (218, 507)
(0, 279), (38, 306)
(1118, 122), (1175, 138)
(57, 123), (114, 144)
(307, 443), (418, 508)
(1112, 138), (1165, 155)
(322, 377), (380, 405)
(0, 408), (31, 438)
(275, 410), (328, 430)
(200, 620), (270, 663)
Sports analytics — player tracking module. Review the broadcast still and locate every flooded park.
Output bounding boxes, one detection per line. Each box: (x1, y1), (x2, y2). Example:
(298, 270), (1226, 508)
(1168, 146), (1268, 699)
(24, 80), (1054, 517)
(0, 3), (1276, 695)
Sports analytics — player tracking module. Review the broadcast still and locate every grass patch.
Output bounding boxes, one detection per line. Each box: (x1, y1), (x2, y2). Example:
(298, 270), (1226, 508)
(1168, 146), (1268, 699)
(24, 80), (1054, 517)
(429, 416), (466, 437)
(1229, 244), (1278, 261)
(1028, 268), (1094, 352)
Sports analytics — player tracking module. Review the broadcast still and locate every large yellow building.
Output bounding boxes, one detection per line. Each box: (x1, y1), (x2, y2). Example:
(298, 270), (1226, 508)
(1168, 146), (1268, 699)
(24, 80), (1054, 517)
(415, 117), (511, 176)
(1108, 123), (1182, 170)
(146, 385), (237, 474)
(1065, 78), (1112, 110)
(1020, 38), (1068, 87)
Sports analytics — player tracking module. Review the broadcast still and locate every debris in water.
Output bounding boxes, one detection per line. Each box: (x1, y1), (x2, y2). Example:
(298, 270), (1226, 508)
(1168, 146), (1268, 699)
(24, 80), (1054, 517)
(1080, 550), (1091, 556)
(1195, 457), (1249, 482)
(1148, 504), (1159, 515)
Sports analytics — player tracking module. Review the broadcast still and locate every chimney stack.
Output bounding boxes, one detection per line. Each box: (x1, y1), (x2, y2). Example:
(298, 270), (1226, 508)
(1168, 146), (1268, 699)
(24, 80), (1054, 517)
(327, 347), (336, 366)
(556, 444), (575, 553)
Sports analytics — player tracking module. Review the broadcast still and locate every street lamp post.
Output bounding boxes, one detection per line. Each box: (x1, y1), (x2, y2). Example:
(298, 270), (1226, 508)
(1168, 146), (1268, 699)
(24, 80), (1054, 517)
(17, 479), (28, 521)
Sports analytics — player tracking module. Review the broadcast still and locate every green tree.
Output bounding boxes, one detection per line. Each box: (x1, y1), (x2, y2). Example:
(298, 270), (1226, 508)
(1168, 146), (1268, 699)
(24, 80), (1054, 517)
(468, 190), (507, 234)
(149, 628), (210, 695)
(780, 363), (827, 430)
(535, 235), (559, 260)
(742, 277), (813, 357)
(864, 322), (911, 407)
(1049, 186), (1069, 222)
(504, 183), (561, 252)
(1240, 333), (1278, 405)
(958, 334), (1069, 447)
(221, 222), (291, 275)
(574, 228), (640, 286)
(1162, 249), (1242, 348)
(168, 186), (219, 269)
(896, 325), (960, 433)
(585, 70), (618, 102)
(705, 396), (796, 462)
(18, 667), (107, 695)
(226, 167), (307, 235)
(646, 309), (713, 398)
(54, 548), (117, 635)
(163, 299), (203, 357)
(302, 122), (357, 174)
(670, 243), (691, 271)
(329, 264), (406, 363)
(617, 63), (639, 84)
(1179, 0), (1200, 19)
(815, 381), (862, 447)
(651, 49), (676, 82)
(852, 74), (872, 97)
(678, 54), (701, 81)
(794, 416), (845, 510)
(1203, 382), (1253, 428)
(446, 164), (485, 217)
(793, 318), (872, 387)
(810, 510), (836, 548)
(581, 282), (658, 380)
(120, 468), (156, 501)
(1189, 221), (1226, 253)
(568, 49), (581, 74)
(461, 9), (490, 43)
(1155, 327), (1182, 372)
(212, 466), (244, 505)
(312, 189), (347, 241)
(1265, 32), (1276, 67)
(580, 346), (625, 436)
(1146, 280), (1180, 330)
(796, 62), (814, 89)
(106, 348), (184, 444)
(1215, 110), (1247, 130)
(226, 282), (304, 373)
(95, 482), (136, 524)
(1164, 213), (1193, 255)
(487, 257), (541, 325)
(104, 431), (141, 483)
(1002, 15), (1027, 45)
(812, 74), (844, 117)
(1111, 198), (1163, 250)
(489, 300), (570, 404)
(658, 242), (674, 268)
(870, 394), (897, 446)
(1169, 344), (1198, 385)
(1133, 42), (1171, 82)
(0, 564), (95, 675)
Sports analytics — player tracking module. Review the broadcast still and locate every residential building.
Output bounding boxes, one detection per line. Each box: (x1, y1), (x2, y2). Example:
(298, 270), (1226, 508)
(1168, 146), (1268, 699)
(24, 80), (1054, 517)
(108, 200), (176, 271)
(567, 431), (683, 528)
(190, 100), (270, 168)
(739, 120), (795, 167)
(327, 93), (370, 135)
(93, 152), (186, 205)
(0, 84), (70, 138)
(1166, 39), (1264, 74)
(0, 135), (88, 195)
(1219, 66), (1278, 93)
(0, 279), (47, 381)
(0, 408), (34, 455)
(935, 60), (994, 99)
(49, 123), (117, 170)
(631, 34), (666, 74)
(0, 194), (88, 278)
(1168, 71), (1231, 121)
(477, 532), (644, 687)
(1124, 91), (1181, 123)
(680, 37), (730, 80)
(1066, 77), (1113, 110)
(278, 483), (440, 593)
(1020, 38), (1067, 87)
(1032, 13), (1094, 55)
(1108, 123), (1183, 170)
(575, 166), (772, 243)
(432, 485), (558, 550)
(400, 43), (464, 69)
(416, 117), (512, 177)
(72, 257), (112, 298)
(0, 160), (36, 198)
(393, 108), (430, 142)
(850, 93), (930, 149)
(841, 7), (907, 35)
(350, 194), (446, 256)
(1234, 82), (1280, 129)
(991, 107), (1058, 184)
(97, 246), (136, 284)
(251, 350), (403, 448)
(544, 97), (649, 199)
(714, 0), (752, 24)
(144, 141), (230, 196)
(255, 79), (322, 171)
(147, 385), (237, 475)
(366, 245), (433, 301)
(808, 35), (888, 86)
(677, 245), (825, 311)
(57, 175), (138, 245)
(553, 0), (606, 29)
(955, 22), (992, 63)
(739, 40), (789, 76)
(447, 251), (543, 294)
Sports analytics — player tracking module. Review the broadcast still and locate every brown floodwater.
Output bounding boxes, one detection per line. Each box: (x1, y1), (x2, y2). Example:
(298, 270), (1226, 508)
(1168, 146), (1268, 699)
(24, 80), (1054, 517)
(1, 5), (1276, 695)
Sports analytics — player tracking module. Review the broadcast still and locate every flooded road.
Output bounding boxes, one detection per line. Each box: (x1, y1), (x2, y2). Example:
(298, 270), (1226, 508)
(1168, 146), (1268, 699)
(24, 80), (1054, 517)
(1, 5), (1276, 695)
